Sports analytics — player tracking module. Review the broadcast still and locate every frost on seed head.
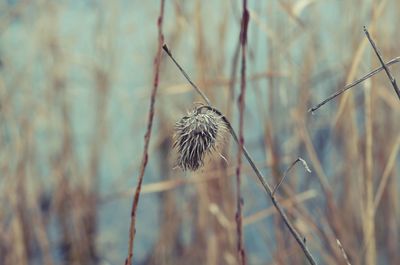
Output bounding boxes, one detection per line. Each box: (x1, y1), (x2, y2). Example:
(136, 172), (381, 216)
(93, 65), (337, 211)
(173, 106), (228, 171)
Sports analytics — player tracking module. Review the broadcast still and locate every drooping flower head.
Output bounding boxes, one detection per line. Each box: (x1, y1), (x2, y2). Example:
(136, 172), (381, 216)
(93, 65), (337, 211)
(174, 106), (227, 171)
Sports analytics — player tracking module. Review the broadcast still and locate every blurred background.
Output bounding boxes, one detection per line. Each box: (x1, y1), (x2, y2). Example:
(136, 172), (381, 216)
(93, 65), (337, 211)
(0, 0), (399, 264)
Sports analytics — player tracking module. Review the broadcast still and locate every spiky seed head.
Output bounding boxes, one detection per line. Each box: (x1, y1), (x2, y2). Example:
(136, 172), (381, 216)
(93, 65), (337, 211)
(174, 106), (227, 171)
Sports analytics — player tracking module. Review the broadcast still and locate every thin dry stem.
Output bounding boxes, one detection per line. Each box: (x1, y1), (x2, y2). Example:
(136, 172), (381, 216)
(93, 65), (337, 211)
(201, 106), (317, 265)
(336, 239), (352, 265)
(363, 83), (376, 265)
(125, 1), (165, 264)
(309, 57), (400, 112)
(235, 1), (249, 264)
(163, 46), (318, 265)
(272, 157), (312, 196)
(364, 26), (400, 100)
(373, 135), (400, 210)
(162, 45), (211, 106)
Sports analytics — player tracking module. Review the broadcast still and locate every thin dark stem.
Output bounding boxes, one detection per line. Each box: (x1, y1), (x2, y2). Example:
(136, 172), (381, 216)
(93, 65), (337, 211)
(162, 44), (211, 106)
(164, 43), (317, 265)
(272, 157), (312, 196)
(125, 1), (165, 264)
(197, 105), (317, 265)
(364, 26), (400, 100)
(236, 1), (249, 264)
(308, 57), (400, 112)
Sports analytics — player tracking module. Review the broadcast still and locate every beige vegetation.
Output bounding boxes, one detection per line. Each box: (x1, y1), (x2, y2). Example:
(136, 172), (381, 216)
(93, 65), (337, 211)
(0, 1), (399, 265)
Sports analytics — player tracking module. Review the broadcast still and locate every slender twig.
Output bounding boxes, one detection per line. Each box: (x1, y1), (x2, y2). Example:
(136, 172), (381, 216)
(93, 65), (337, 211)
(364, 26), (400, 100)
(125, 1), (165, 264)
(163, 45), (318, 265)
(308, 57), (400, 112)
(336, 239), (352, 265)
(272, 157), (312, 196)
(162, 45), (211, 106)
(236, 1), (250, 264)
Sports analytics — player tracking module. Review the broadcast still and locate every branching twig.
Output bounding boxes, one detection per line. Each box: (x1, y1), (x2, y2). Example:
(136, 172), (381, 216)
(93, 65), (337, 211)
(125, 1), (165, 264)
(272, 157), (312, 196)
(308, 57), (400, 112)
(163, 44), (318, 265)
(364, 26), (400, 100)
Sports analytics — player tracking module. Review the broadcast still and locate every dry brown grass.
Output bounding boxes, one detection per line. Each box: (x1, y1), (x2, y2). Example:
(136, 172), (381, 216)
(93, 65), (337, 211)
(0, 1), (399, 265)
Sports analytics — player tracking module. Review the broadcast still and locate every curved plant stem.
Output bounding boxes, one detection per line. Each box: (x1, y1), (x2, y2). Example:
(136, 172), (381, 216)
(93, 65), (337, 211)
(200, 106), (317, 265)
(272, 157), (311, 196)
(163, 44), (318, 265)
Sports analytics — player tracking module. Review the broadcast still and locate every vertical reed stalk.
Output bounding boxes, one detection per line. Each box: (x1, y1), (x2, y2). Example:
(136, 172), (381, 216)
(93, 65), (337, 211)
(236, 1), (249, 264)
(363, 83), (376, 265)
(125, 1), (165, 264)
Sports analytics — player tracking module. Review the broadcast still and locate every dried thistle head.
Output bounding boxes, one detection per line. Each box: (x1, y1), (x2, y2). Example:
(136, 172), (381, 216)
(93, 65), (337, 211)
(173, 106), (228, 171)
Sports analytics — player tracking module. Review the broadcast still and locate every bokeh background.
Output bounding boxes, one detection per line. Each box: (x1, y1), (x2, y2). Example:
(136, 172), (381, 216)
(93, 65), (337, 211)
(1, 0), (399, 264)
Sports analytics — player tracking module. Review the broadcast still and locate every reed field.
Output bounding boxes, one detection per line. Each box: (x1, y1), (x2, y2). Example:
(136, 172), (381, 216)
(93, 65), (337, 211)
(0, 1), (399, 264)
